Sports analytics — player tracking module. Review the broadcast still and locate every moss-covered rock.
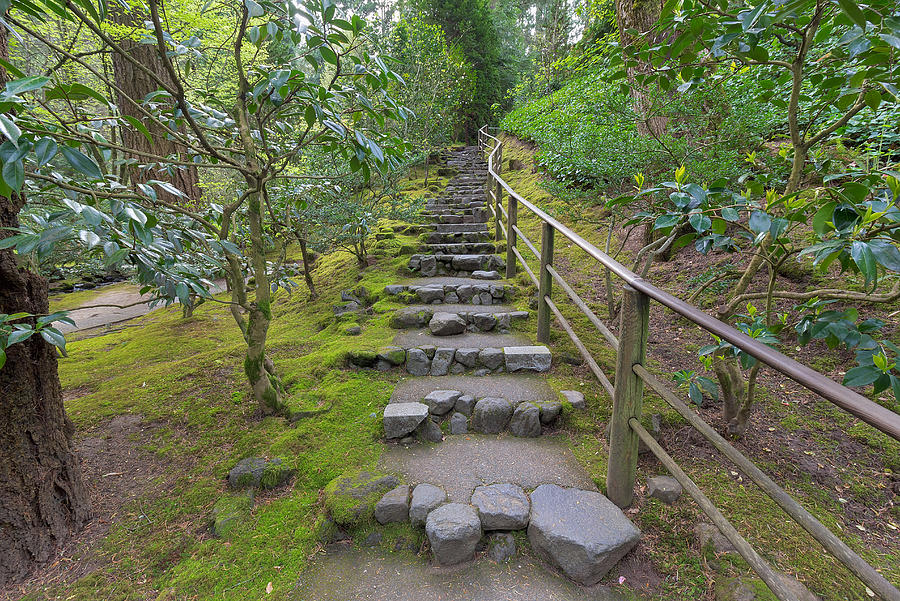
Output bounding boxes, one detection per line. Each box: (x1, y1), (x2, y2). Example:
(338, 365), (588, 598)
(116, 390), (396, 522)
(348, 349), (378, 368)
(227, 456), (293, 490)
(211, 490), (255, 539)
(324, 470), (400, 527)
(377, 346), (407, 366)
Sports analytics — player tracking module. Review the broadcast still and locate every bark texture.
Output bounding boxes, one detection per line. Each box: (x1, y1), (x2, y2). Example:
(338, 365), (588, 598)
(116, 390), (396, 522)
(111, 5), (201, 202)
(0, 27), (91, 587)
(615, 0), (667, 136)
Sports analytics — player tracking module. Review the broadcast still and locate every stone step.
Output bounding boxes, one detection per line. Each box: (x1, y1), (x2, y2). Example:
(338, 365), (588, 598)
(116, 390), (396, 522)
(408, 254), (505, 277)
(385, 281), (512, 305)
(380, 434), (595, 502)
(348, 339), (552, 376)
(424, 213), (489, 225)
(385, 392), (563, 439)
(432, 223), (489, 233)
(423, 231), (491, 244)
(390, 305), (529, 334)
(424, 242), (497, 255)
(297, 546), (628, 601)
(425, 201), (487, 210)
(390, 373), (554, 406)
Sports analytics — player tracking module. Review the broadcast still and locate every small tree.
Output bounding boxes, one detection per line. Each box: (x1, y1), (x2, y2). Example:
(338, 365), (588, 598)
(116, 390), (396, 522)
(1, 0), (408, 416)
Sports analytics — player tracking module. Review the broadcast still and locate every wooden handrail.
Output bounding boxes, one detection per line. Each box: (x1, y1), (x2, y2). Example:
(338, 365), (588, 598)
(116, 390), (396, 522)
(478, 125), (900, 601)
(478, 126), (900, 442)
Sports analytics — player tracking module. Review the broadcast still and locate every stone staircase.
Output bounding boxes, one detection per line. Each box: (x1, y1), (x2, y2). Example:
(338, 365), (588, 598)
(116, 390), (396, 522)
(299, 146), (640, 600)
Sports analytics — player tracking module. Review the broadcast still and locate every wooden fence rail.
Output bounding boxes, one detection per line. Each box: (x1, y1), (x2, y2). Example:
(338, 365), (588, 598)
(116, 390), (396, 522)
(477, 125), (900, 601)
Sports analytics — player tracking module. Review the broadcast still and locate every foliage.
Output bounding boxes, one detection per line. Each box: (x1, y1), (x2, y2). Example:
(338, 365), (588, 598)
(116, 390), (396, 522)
(501, 70), (778, 188)
(388, 15), (474, 159)
(621, 163), (900, 427)
(412, 0), (515, 136)
(0, 310), (72, 369)
(0, 0), (409, 414)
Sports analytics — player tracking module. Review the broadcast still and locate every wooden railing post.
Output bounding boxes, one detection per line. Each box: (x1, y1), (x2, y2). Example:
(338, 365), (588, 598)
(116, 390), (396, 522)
(537, 222), (554, 343)
(495, 143), (503, 242)
(506, 181), (517, 279)
(606, 284), (649, 508)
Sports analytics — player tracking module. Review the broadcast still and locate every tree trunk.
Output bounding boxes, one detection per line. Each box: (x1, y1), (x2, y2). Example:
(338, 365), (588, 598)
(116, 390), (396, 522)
(615, 0), (667, 136)
(0, 26), (91, 588)
(298, 237), (317, 300)
(111, 5), (202, 202)
(244, 190), (285, 415)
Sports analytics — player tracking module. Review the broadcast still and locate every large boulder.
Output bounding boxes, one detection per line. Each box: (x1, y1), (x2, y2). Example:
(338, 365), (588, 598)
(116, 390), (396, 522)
(383, 402), (429, 439)
(375, 485), (410, 525)
(377, 346), (406, 366)
(416, 285), (444, 304)
(471, 397), (514, 434)
(410, 483), (447, 528)
(535, 401), (563, 424)
(528, 484), (640, 585)
(429, 312), (467, 336)
(509, 402), (541, 438)
(391, 308), (432, 329)
(324, 470), (400, 526)
(423, 390), (461, 416)
(425, 503), (482, 566)
(470, 483), (529, 530)
(450, 412), (468, 434)
(416, 418), (443, 443)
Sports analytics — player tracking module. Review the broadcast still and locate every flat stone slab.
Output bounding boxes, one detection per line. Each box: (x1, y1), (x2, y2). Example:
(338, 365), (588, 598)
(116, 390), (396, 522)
(393, 330), (529, 350)
(383, 403), (429, 439)
(379, 434), (596, 502)
(390, 374), (554, 406)
(295, 545), (628, 600)
(529, 484), (640, 586)
(505, 346), (552, 372)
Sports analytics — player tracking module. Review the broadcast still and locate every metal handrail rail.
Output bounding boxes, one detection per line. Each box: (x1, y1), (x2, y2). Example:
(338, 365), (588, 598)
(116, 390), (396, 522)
(478, 126), (900, 442)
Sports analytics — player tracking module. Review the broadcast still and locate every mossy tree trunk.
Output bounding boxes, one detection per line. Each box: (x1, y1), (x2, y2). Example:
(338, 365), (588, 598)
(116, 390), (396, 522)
(0, 25), (91, 586)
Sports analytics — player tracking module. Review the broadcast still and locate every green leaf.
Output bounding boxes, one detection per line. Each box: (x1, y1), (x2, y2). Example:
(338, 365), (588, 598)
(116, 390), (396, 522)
(34, 137), (57, 166)
(5, 75), (50, 95)
(6, 328), (34, 346)
(0, 348), (5, 370)
(850, 241), (877, 287)
(2, 157), (23, 191)
(320, 44), (337, 65)
(60, 145), (103, 179)
(0, 114), (20, 146)
(653, 214), (680, 230)
(868, 239), (900, 272)
(721, 207), (740, 221)
(45, 82), (110, 104)
(40, 328), (66, 351)
(122, 116), (152, 144)
(748, 210), (771, 235)
(687, 381), (701, 405)
(837, 0), (868, 28)
(244, 0), (263, 17)
(843, 365), (880, 387)
(864, 89), (881, 111)
(812, 201), (836, 236)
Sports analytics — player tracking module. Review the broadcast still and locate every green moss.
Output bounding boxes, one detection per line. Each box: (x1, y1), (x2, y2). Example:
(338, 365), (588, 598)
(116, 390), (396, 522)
(323, 469), (398, 526)
(211, 490), (255, 540)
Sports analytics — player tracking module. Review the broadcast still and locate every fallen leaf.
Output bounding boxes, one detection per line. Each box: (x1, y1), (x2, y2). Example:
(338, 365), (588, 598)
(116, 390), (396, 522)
(266, 582), (273, 594)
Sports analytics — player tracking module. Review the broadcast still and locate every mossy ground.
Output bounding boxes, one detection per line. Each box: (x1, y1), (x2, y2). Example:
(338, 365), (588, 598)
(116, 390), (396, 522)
(22, 173), (432, 601)
(22, 144), (899, 601)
